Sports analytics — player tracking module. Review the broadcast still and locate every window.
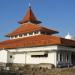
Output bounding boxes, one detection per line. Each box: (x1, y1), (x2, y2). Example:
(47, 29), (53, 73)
(34, 31), (38, 34)
(15, 35), (17, 38)
(19, 34), (22, 37)
(29, 32), (33, 36)
(24, 33), (27, 36)
(31, 53), (48, 57)
(41, 32), (46, 34)
(10, 36), (14, 39)
(41, 32), (50, 35)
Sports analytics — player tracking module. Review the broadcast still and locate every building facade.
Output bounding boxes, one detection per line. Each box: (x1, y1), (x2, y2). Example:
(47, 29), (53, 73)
(0, 5), (75, 67)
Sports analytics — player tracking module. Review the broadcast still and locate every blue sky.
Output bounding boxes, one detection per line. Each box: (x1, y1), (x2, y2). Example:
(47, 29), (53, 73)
(0, 0), (75, 41)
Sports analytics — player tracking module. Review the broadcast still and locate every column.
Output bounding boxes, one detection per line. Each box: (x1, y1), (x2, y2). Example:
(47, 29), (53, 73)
(25, 52), (27, 64)
(57, 53), (60, 62)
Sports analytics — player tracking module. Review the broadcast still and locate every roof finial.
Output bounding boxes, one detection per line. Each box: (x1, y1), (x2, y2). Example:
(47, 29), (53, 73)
(29, 2), (31, 7)
(67, 32), (70, 35)
(29, 0), (31, 8)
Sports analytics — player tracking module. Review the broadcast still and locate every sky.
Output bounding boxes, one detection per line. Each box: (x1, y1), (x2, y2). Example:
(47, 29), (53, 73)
(0, 0), (75, 41)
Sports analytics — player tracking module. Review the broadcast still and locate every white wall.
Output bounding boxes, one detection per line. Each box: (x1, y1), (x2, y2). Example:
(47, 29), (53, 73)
(7, 51), (57, 67)
(48, 52), (57, 66)
(7, 52), (13, 63)
(0, 45), (73, 67)
(6, 45), (74, 67)
(8, 45), (58, 52)
(8, 45), (75, 53)
(0, 50), (7, 63)
(4, 45), (58, 65)
(13, 53), (26, 63)
(26, 52), (56, 66)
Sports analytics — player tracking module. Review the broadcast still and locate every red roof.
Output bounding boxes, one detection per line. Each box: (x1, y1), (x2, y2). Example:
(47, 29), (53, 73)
(1, 5), (75, 49)
(18, 6), (41, 24)
(0, 35), (75, 49)
(0, 44), (5, 49)
(6, 23), (58, 37)
(61, 38), (75, 47)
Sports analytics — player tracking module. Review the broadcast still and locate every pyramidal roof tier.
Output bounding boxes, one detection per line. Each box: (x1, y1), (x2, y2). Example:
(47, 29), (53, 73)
(6, 23), (58, 37)
(18, 6), (42, 24)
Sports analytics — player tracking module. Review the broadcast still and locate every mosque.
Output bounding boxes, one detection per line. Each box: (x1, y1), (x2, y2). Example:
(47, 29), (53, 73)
(0, 3), (75, 68)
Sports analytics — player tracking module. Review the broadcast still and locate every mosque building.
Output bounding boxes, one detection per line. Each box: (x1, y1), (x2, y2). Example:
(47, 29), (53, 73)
(0, 3), (75, 68)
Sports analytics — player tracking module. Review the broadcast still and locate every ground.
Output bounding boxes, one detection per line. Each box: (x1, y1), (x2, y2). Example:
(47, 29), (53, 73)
(0, 64), (75, 75)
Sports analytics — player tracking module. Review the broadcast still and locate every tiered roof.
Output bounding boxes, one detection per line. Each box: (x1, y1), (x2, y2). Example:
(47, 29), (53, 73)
(0, 5), (75, 49)
(6, 6), (58, 37)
